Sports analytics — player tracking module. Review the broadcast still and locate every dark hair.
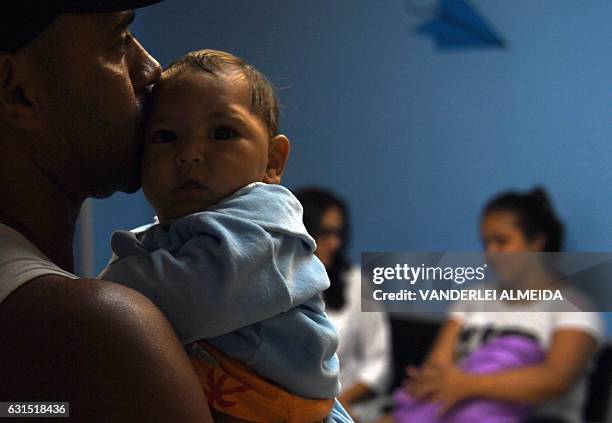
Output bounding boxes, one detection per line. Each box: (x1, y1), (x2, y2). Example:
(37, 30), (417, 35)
(482, 187), (564, 252)
(294, 187), (351, 310)
(165, 49), (279, 136)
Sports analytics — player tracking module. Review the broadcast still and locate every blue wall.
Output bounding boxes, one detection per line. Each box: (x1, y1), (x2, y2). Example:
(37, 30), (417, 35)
(85, 0), (612, 331)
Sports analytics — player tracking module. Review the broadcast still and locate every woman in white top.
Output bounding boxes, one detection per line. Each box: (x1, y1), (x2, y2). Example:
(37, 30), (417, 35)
(405, 188), (604, 423)
(296, 187), (392, 422)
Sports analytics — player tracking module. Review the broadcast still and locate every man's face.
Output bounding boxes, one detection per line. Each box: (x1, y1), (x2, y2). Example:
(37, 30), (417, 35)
(142, 69), (272, 222)
(25, 11), (161, 198)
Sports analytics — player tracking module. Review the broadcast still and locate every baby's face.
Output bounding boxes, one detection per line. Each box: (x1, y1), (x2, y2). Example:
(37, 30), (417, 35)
(142, 69), (271, 221)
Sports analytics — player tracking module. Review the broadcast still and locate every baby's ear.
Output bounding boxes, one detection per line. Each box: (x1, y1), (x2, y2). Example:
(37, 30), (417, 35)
(263, 134), (290, 184)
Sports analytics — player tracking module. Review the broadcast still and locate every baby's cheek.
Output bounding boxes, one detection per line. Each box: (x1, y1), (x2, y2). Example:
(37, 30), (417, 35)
(141, 147), (166, 176)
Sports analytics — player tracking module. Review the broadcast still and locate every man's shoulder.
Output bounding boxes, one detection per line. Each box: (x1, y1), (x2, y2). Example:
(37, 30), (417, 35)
(1, 274), (159, 326)
(0, 273), (169, 366)
(0, 275), (211, 421)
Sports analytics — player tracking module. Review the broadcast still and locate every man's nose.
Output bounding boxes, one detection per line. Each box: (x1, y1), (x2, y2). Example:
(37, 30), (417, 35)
(129, 38), (162, 94)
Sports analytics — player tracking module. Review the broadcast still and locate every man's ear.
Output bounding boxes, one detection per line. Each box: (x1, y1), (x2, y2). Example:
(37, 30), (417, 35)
(0, 53), (41, 130)
(263, 134), (290, 184)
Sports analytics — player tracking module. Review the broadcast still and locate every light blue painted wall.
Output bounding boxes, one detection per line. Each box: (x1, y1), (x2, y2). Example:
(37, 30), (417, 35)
(87, 0), (612, 333)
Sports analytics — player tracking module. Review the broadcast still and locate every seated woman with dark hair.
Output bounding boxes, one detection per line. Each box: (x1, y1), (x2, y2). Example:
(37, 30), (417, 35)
(388, 187), (604, 423)
(296, 187), (392, 422)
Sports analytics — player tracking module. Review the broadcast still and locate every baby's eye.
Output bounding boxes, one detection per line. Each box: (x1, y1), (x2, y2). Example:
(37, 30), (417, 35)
(150, 129), (178, 144)
(210, 126), (237, 140)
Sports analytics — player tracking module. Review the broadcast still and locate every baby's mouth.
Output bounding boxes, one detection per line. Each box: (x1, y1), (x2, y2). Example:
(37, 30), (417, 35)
(172, 179), (207, 201)
(177, 180), (204, 190)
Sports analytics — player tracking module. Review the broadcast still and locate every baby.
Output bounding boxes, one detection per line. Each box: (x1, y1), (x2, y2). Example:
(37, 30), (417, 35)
(100, 49), (350, 422)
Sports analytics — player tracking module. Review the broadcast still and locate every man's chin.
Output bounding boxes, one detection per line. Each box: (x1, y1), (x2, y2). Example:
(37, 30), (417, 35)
(117, 154), (143, 194)
(119, 172), (142, 195)
(88, 171), (141, 199)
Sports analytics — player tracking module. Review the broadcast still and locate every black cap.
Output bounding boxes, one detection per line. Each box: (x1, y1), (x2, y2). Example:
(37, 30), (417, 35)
(1, 0), (163, 52)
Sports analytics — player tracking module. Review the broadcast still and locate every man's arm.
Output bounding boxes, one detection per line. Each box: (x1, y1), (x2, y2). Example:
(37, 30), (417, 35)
(0, 275), (212, 422)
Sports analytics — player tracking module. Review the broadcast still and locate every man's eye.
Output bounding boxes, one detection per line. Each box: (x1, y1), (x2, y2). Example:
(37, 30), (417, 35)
(114, 33), (133, 55)
(150, 130), (178, 144)
(210, 127), (237, 140)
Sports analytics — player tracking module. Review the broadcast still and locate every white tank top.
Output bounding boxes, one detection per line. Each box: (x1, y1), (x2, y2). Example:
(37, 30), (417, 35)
(0, 223), (76, 303)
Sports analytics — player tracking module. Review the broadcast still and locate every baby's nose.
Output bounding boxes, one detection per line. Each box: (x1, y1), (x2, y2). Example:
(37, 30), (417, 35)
(176, 141), (204, 165)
